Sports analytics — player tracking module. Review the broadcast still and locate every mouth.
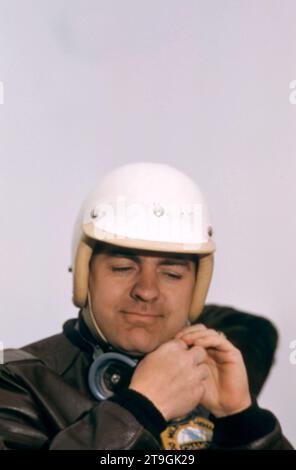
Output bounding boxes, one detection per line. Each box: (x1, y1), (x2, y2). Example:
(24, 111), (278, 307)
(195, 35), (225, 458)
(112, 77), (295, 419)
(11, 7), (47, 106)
(121, 311), (161, 323)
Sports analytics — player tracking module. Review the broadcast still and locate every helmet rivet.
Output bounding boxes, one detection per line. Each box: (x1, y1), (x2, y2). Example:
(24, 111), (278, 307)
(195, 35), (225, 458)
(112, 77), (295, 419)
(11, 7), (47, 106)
(110, 373), (121, 385)
(91, 208), (106, 219)
(153, 204), (165, 217)
(208, 226), (213, 237)
(90, 209), (98, 219)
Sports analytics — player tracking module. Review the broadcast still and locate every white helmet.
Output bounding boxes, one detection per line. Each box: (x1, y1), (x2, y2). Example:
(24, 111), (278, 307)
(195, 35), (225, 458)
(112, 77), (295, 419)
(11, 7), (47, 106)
(70, 162), (215, 322)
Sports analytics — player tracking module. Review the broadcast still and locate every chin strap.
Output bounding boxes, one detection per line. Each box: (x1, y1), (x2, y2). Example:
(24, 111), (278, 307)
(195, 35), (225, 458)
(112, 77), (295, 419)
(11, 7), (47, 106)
(82, 291), (109, 344)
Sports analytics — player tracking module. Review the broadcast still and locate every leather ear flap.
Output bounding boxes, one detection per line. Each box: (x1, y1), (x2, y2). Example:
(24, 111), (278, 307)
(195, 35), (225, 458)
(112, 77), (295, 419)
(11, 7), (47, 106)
(189, 253), (214, 322)
(73, 235), (95, 308)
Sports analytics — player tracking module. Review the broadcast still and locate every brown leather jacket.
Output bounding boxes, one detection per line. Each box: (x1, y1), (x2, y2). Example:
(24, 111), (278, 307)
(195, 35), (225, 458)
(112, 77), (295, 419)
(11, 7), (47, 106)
(0, 306), (293, 450)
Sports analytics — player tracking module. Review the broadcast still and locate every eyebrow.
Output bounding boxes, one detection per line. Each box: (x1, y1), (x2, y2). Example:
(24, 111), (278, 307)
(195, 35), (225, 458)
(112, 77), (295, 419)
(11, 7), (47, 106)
(107, 252), (191, 270)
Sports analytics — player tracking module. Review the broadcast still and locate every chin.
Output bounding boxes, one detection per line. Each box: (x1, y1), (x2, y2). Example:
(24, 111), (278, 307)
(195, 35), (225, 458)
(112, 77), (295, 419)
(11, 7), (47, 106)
(119, 343), (156, 357)
(117, 337), (160, 356)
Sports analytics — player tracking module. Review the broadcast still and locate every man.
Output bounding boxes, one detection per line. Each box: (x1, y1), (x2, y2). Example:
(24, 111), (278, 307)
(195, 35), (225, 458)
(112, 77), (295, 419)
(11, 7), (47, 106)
(0, 162), (292, 450)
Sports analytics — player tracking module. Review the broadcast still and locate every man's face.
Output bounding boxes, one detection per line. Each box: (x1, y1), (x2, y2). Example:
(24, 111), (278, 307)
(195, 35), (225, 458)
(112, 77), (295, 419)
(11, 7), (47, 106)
(88, 244), (197, 356)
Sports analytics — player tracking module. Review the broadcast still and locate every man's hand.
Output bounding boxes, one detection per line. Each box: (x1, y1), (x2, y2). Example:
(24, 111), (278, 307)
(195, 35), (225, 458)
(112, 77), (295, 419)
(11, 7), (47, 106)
(129, 338), (209, 421)
(175, 324), (252, 417)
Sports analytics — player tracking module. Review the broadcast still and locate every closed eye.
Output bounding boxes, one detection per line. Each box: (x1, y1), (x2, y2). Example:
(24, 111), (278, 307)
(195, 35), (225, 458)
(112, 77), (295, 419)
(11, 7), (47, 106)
(111, 267), (182, 279)
(111, 267), (132, 272)
(165, 273), (182, 279)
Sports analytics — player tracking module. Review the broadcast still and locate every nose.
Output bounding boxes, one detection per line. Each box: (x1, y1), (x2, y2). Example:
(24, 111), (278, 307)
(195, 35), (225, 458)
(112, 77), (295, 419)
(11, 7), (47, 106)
(130, 264), (160, 303)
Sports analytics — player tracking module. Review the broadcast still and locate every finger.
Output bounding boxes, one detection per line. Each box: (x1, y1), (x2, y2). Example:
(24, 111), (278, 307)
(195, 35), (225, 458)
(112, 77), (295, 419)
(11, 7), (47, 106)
(179, 330), (228, 348)
(170, 338), (190, 350)
(179, 328), (220, 339)
(180, 331), (234, 353)
(175, 323), (207, 338)
(206, 348), (241, 365)
(158, 338), (189, 354)
(179, 331), (222, 347)
(190, 334), (236, 354)
(187, 345), (207, 365)
(195, 363), (210, 381)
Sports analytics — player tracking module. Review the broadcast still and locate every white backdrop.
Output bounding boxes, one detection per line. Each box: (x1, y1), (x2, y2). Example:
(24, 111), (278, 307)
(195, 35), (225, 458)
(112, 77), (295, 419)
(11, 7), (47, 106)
(0, 0), (295, 446)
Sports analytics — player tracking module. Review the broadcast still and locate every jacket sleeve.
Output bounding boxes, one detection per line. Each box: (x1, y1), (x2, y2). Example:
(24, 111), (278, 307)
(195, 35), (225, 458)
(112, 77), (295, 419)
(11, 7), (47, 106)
(0, 365), (49, 449)
(0, 359), (164, 450)
(50, 398), (163, 450)
(49, 389), (166, 450)
(208, 403), (294, 450)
